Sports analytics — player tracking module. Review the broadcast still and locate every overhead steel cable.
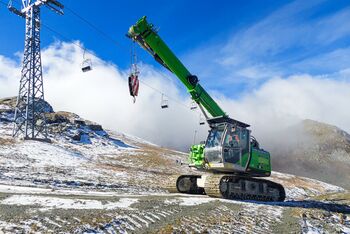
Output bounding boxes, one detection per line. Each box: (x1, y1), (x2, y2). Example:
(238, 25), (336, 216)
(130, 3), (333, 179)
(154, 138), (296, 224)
(41, 21), (201, 114)
(42, 23), (193, 111)
(64, 6), (126, 51)
(44, 22), (195, 111)
(56, 4), (198, 111)
(2, 0), (205, 118)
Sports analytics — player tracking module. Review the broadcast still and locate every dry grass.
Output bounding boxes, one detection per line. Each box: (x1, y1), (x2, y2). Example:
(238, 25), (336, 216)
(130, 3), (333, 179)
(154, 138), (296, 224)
(0, 97), (17, 108)
(0, 138), (15, 146)
(271, 173), (334, 193)
(312, 192), (350, 203)
(45, 111), (79, 124)
(157, 224), (175, 234)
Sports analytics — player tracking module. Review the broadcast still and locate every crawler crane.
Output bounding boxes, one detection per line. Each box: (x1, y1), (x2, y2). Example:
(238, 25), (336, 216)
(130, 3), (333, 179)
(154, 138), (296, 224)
(128, 17), (285, 201)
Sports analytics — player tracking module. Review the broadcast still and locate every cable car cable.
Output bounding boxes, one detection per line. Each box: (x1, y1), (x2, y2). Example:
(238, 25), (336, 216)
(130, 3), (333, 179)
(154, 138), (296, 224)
(43, 23), (200, 115)
(2, 0), (206, 122)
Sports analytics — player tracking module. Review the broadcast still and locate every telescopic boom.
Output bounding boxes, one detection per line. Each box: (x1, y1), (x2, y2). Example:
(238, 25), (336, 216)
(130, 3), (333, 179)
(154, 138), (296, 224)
(127, 16), (226, 119)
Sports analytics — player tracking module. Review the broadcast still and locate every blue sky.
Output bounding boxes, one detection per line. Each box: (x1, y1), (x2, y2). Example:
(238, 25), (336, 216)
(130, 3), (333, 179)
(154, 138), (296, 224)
(1, 0), (350, 149)
(0, 0), (288, 70)
(3, 0), (350, 96)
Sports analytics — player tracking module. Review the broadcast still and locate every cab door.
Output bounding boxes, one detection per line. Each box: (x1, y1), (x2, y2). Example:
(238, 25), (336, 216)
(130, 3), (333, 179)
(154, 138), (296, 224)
(239, 128), (251, 169)
(222, 125), (242, 166)
(204, 126), (225, 164)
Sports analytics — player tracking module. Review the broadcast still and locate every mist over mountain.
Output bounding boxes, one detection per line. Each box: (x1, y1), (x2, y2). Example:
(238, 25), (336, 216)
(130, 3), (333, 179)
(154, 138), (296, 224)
(265, 119), (350, 189)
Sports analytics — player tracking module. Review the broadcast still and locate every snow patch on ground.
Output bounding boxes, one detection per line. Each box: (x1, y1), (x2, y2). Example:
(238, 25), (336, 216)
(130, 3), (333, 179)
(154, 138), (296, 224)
(272, 171), (344, 200)
(0, 184), (51, 194)
(0, 141), (85, 167)
(342, 226), (350, 233)
(0, 221), (27, 233)
(118, 132), (158, 147)
(301, 219), (324, 234)
(178, 197), (215, 206)
(1, 195), (138, 210)
(286, 187), (310, 200)
(165, 197), (245, 206)
(0, 105), (11, 110)
(306, 178), (344, 193)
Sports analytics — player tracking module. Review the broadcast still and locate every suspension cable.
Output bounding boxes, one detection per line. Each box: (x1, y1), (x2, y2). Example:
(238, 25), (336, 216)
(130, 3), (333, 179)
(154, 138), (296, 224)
(2, 0), (206, 119)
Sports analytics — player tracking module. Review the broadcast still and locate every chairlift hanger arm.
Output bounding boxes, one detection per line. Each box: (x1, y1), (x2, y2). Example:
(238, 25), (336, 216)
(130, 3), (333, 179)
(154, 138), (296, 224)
(127, 16), (227, 119)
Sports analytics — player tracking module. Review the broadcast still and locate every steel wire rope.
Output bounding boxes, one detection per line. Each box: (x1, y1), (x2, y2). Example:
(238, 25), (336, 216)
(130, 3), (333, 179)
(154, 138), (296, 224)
(2, 0), (207, 120)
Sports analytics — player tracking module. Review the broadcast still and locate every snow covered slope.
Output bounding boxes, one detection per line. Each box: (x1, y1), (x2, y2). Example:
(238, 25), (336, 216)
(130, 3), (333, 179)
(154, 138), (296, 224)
(0, 97), (349, 233)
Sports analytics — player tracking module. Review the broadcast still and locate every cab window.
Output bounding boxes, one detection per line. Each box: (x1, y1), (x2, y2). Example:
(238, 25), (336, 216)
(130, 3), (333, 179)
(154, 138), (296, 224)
(223, 126), (241, 148)
(206, 127), (224, 148)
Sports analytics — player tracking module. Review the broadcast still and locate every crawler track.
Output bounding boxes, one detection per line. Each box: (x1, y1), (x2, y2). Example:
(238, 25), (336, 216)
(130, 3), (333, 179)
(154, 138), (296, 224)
(204, 174), (285, 201)
(165, 174), (285, 202)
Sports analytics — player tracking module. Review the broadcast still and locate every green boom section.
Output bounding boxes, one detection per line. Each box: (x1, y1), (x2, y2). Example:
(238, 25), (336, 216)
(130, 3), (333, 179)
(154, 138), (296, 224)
(128, 16), (226, 118)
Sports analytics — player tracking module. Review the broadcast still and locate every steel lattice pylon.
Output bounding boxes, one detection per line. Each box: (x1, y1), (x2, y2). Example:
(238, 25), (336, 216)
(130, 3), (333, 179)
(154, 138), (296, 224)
(9, 0), (64, 140)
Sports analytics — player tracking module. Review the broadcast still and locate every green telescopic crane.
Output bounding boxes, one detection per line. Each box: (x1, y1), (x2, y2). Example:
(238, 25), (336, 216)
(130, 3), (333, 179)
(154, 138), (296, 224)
(127, 16), (285, 202)
(127, 16), (226, 119)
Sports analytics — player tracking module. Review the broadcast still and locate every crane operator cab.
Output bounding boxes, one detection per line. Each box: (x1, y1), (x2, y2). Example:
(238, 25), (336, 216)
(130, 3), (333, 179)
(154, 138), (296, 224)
(203, 117), (271, 177)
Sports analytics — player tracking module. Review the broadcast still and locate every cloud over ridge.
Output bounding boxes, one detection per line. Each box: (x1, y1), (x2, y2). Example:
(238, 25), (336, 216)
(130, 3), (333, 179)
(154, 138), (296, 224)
(0, 41), (350, 152)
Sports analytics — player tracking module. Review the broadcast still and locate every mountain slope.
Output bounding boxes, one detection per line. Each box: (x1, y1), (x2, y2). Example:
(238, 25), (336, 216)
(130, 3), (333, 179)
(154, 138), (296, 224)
(270, 119), (350, 189)
(0, 97), (349, 233)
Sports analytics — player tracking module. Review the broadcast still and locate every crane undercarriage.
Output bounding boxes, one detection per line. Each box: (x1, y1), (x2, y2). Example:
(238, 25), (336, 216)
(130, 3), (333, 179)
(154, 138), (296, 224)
(165, 174), (285, 202)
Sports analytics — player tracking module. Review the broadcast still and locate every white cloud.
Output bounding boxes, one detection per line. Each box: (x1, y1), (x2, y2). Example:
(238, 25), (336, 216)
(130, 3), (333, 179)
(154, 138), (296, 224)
(218, 75), (350, 147)
(1, 41), (350, 152)
(0, 41), (208, 151)
(0, 55), (21, 94)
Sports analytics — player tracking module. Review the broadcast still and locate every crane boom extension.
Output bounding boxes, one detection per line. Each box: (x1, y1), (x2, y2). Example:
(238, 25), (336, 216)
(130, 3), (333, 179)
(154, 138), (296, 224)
(128, 16), (226, 118)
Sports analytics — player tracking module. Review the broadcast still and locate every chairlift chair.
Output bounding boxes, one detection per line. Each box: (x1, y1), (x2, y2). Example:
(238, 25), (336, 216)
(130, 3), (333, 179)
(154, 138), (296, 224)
(82, 59), (92, 72)
(199, 114), (206, 125)
(161, 94), (169, 109)
(190, 100), (197, 110)
(81, 49), (92, 72)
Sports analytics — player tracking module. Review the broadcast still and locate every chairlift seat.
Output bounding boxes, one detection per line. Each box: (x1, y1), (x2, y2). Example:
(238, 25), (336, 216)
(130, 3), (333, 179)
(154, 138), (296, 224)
(160, 94), (169, 109)
(199, 114), (206, 125)
(82, 59), (92, 72)
(82, 65), (92, 72)
(190, 101), (197, 110)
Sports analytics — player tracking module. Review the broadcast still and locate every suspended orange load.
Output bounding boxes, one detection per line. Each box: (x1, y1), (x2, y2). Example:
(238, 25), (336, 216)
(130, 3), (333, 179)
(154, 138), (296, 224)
(128, 73), (139, 103)
(128, 41), (140, 103)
